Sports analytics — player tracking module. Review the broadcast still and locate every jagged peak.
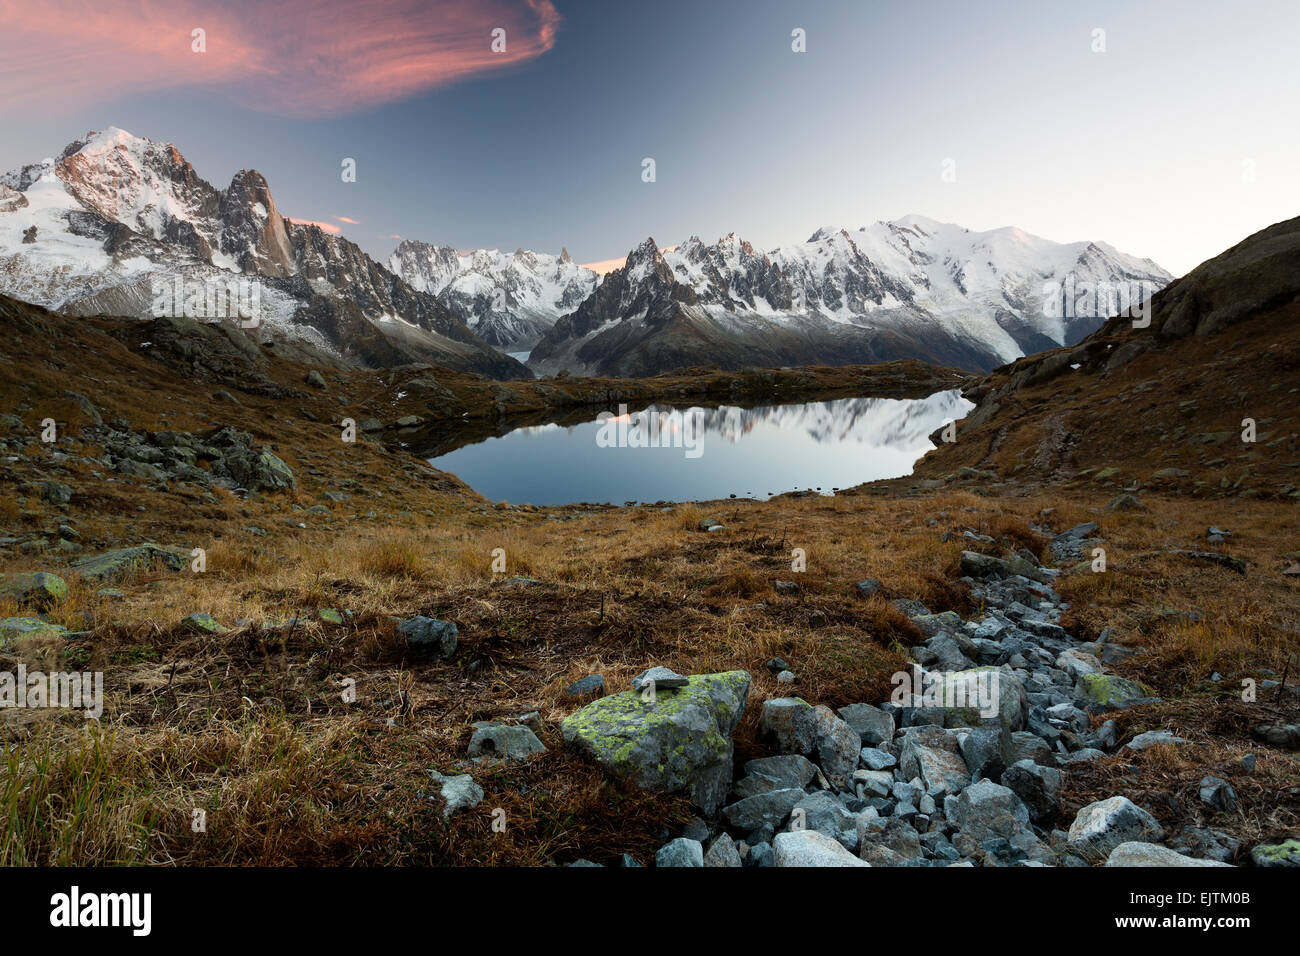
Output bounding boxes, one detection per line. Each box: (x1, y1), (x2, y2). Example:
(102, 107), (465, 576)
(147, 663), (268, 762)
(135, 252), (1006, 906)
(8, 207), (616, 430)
(807, 225), (850, 243)
(626, 236), (661, 262)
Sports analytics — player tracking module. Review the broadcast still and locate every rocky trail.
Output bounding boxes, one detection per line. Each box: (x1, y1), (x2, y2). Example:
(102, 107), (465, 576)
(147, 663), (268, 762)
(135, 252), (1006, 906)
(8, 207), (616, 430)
(500, 520), (1296, 868)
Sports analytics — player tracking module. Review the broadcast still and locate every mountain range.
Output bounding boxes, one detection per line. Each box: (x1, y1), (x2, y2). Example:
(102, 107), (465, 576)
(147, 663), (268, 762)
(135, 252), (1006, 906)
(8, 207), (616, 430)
(388, 241), (598, 350)
(1, 127), (1172, 380)
(0, 128), (528, 378)
(527, 220), (1172, 376)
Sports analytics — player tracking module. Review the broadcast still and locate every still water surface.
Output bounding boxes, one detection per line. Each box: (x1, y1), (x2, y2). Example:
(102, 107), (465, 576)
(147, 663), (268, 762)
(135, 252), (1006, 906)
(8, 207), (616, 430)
(427, 391), (972, 505)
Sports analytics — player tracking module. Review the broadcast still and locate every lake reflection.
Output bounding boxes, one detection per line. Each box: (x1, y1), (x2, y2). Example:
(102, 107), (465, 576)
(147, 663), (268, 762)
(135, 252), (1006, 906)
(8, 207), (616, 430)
(427, 391), (973, 505)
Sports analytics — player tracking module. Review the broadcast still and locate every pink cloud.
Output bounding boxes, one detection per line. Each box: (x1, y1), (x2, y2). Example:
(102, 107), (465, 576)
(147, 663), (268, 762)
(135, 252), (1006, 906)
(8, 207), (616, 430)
(579, 256), (628, 276)
(334, 216), (359, 224)
(289, 219), (343, 235)
(0, 0), (561, 118)
(582, 244), (679, 275)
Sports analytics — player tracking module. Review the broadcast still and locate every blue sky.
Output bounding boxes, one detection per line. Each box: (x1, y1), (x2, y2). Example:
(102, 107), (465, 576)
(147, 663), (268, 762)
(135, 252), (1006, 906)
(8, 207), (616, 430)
(1, 0), (1297, 275)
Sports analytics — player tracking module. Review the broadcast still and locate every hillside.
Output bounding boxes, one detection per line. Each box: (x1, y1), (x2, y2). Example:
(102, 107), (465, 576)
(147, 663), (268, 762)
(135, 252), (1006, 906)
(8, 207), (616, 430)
(915, 215), (1300, 500)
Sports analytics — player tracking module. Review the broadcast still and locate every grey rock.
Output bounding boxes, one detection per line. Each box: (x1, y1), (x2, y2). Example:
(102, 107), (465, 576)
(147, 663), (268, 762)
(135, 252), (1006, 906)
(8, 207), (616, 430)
(71, 542), (188, 582)
(793, 791), (859, 849)
(427, 771), (483, 820)
(468, 723), (547, 761)
(1001, 759), (1062, 824)
(1250, 839), (1300, 867)
(564, 674), (605, 699)
(859, 747), (897, 771)
(703, 833), (742, 867)
(1105, 842), (1233, 867)
(837, 702), (895, 746)
(632, 665), (689, 693)
(1067, 796), (1164, 861)
(746, 842), (775, 867)
(397, 616), (458, 658)
(855, 579), (883, 599)
(1198, 776), (1237, 812)
(757, 698), (859, 788)
(948, 780), (1031, 844)
(1124, 729), (1191, 752)
(899, 726), (972, 794)
(773, 830), (870, 867)
(742, 754), (819, 791)
(655, 838), (703, 867)
(722, 788), (805, 830)
(1106, 493), (1147, 512)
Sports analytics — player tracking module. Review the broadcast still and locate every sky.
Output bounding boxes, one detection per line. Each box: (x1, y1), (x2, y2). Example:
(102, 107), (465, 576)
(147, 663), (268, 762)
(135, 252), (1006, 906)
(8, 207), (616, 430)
(1, 0), (1297, 276)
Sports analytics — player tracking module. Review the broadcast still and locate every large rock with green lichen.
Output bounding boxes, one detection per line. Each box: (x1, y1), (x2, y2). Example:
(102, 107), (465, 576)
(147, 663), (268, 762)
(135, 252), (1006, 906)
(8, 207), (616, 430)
(0, 571), (68, 607)
(181, 612), (227, 634)
(561, 670), (751, 815)
(1074, 673), (1151, 708)
(72, 543), (189, 582)
(1250, 839), (1300, 867)
(0, 617), (69, 649)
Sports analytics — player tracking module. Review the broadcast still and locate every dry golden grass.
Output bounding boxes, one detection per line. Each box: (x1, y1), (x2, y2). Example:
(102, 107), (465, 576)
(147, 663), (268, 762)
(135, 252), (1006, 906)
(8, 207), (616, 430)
(6, 481), (1295, 865)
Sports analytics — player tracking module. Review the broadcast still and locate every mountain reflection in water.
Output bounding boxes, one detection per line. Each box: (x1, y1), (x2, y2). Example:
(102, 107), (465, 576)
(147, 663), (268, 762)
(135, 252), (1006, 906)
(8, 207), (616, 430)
(427, 391), (972, 506)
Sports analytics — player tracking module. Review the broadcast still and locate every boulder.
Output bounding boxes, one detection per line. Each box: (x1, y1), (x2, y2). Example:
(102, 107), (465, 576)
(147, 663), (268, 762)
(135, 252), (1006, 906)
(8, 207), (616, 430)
(1001, 759), (1062, 824)
(741, 754), (819, 791)
(1067, 796), (1164, 861)
(855, 579), (883, 599)
(656, 838), (703, 867)
(468, 723), (547, 761)
(1074, 673), (1149, 708)
(960, 550), (1051, 584)
(0, 617), (68, 648)
(1198, 776), (1237, 812)
(562, 670), (751, 814)
(773, 830), (870, 867)
(757, 698), (860, 788)
(1124, 729), (1191, 752)
(72, 543), (189, 582)
(857, 830), (921, 867)
(837, 702), (895, 746)
(397, 616), (458, 658)
(934, 666), (1028, 732)
(722, 788), (805, 830)
(1250, 839), (1300, 867)
(632, 665), (689, 693)
(898, 726), (971, 794)
(703, 833), (742, 867)
(181, 612), (226, 634)
(563, 674), (605, 699)
(1105, 842), (1233, 867)
(947, 780), (1030, 843)
(0, 571), (68, 608)
(792, 791), (859, 849)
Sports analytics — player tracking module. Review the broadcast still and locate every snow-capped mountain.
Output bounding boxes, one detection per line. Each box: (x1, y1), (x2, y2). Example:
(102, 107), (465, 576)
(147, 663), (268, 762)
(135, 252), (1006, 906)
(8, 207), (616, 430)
(389, 241), (598, 349)
(530, 216), (1172, 376)
(0, 128), (528, 378)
